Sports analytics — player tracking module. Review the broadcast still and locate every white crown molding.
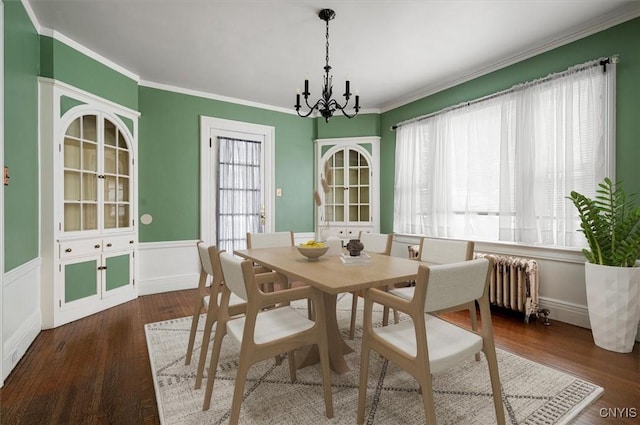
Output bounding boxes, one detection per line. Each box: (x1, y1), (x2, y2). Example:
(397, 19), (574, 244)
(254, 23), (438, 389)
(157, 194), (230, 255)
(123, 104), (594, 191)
(138, 79), (298, 115)
(380, 4), (640, 113)
(23, 1), (139, 81)
(40, 29), (140, 82)
(20, 0), (41, 33)
(139, 79), (382, 117)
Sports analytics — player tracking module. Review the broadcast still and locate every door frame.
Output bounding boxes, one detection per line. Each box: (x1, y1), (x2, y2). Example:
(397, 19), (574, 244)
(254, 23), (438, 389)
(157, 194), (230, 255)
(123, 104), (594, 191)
(199, 116), (275, 246)
(0, 0), (5, 388)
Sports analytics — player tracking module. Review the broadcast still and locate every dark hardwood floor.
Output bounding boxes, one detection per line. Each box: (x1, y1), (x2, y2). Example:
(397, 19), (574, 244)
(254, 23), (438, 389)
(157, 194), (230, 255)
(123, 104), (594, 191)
(1, 289), (638, 424)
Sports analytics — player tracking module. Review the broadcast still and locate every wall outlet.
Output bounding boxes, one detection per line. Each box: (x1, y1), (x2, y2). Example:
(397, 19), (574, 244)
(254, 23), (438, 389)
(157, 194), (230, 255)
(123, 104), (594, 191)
(276, 188), (282, 197)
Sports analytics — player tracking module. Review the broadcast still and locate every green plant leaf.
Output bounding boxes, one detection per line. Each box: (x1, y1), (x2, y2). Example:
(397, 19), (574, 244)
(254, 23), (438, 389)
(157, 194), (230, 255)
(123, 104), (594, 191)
(567, 178), (640, 266)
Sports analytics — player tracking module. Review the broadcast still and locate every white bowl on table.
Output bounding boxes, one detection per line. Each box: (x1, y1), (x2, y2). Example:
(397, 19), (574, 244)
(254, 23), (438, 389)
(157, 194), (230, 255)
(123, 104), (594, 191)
(296, 244), (329, 261)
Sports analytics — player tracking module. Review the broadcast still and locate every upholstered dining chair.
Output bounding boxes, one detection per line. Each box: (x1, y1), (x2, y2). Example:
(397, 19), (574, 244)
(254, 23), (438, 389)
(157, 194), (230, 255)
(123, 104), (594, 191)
(185, 242), (247, 390)
(247, 230), (312, 317)
(388, 237), (479, 359)
(357, 258), (505, 425)
(203, 252), (334, 424)
(246, 230), (295, 250)
(348, 231), (396, 339)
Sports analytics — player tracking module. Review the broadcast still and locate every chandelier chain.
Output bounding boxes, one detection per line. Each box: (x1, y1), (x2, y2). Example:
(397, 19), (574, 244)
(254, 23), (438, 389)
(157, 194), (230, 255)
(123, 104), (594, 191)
(325, 18), (330, 70)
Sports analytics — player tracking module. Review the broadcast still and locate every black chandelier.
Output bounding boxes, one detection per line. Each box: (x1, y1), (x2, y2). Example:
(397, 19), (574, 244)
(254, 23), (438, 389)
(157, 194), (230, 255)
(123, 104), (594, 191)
(295, 8), (360, 122)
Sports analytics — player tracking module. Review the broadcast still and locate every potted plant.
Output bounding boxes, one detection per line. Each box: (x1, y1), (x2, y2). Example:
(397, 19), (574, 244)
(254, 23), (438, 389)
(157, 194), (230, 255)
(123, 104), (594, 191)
(568, 177), (640, 352)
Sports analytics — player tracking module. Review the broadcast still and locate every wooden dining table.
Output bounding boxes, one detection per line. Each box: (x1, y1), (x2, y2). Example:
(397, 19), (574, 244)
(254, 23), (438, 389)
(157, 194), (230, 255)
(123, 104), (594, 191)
(234, 245), (420, 374)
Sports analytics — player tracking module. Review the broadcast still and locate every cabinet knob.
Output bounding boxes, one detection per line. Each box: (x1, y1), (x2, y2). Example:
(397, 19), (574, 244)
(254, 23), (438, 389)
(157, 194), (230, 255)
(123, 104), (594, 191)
(94, 244), (101, 249)
(65, 248), (72, 253)
(106, 243), (113, 247)
(129, 240), (134, 244)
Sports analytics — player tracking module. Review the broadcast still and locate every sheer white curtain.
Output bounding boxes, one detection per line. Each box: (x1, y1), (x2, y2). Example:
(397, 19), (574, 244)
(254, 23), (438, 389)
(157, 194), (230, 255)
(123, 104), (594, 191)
(217, 137), (262, 253)
(394, 58), (615, 248)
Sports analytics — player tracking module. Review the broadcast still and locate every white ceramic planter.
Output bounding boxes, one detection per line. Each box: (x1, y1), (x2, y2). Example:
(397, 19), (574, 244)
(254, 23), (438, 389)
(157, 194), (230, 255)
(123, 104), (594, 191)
(585, 262), (640, 353)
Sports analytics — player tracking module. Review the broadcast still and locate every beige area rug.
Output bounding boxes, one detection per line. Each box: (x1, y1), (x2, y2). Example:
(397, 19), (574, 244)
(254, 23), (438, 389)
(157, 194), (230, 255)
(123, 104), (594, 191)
(145, 295), (603, 424)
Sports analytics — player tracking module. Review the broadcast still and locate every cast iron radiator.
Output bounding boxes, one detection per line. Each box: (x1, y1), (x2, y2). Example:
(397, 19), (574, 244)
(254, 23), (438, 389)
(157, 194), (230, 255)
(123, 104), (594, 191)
(407, 245), (548, 324)
(474, 252), (543, 323)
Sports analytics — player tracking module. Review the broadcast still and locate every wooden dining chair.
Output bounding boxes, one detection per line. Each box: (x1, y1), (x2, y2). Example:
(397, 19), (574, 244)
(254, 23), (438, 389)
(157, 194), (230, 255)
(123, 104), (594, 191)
(247, 230), (312, 317)
(357, 258), (505, 425)
(348, 231), (396, 339)
(246, 231), (294, 290)
(203, 252), (334, 424)
(185, 242), (247, 391)
(388, 237), (479, 360)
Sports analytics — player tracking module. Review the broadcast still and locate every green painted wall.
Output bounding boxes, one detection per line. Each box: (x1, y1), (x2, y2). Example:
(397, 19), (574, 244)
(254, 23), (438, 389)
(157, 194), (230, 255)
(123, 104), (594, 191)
(379, 17), (640, 234)
(138, 87), (320, 242)
(4, 1), (640, 261)
(4, 0), (40, 271)
(40, 36), (138, 111)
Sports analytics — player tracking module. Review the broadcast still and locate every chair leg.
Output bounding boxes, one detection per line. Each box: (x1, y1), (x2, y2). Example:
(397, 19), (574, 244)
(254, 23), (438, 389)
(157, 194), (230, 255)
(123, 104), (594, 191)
(349, 292), (358, 339)
(202, 322), (226, 411)
(307, 299), (313, 319)
(484, 347), (506, 425)
(318, 341), (334, 419)
(382, 306), (390, 326)
(287, 350), (297, 383)
(194, 306), (216, 389)
(185, 299), (203, 365)
(357, 348), (370, 424)
(420, 374), (437, 424)
(229, 357), (251, 425)
(469, 305), (481, 362)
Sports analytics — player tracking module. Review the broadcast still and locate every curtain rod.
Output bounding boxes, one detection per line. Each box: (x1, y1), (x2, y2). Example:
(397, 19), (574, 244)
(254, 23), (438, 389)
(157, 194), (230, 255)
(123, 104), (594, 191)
(391, 55), (620, 131)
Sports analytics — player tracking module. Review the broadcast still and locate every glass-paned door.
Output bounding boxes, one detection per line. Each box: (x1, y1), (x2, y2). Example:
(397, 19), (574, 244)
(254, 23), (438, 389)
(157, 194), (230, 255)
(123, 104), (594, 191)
(63, 115), (98, 231)
(62, 114), (132, 233)
(216, 137), (263, 253)
(103, 119), (131, 229)
(323, 146), (371, 224)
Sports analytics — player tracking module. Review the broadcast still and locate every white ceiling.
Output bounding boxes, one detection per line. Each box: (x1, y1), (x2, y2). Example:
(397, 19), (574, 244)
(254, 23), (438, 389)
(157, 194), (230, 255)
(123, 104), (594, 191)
(27, 0), (640, 113)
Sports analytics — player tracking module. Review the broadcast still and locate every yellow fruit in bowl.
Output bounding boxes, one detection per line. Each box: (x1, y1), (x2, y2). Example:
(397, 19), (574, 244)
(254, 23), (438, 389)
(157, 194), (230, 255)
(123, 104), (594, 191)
(300, 239), (326, 248)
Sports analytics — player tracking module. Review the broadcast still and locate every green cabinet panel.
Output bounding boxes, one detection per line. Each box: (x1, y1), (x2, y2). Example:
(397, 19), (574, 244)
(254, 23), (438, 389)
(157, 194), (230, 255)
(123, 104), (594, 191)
(65, 260), (98, 302)
(105, 254), (131, 291)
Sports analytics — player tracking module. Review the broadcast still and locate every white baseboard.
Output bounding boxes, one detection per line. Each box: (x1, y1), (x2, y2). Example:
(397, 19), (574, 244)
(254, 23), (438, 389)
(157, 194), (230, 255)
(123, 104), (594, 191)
(538, 296), (640, 342)
(137, 273), (199, 295)
(538, 296), (590, 328)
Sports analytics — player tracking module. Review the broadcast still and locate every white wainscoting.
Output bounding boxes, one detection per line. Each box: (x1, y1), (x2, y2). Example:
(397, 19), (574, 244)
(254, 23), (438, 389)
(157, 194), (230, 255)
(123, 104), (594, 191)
(137, 240), (201, 295)
(2, 258), (42, 382)
(138, 233), (317, 296)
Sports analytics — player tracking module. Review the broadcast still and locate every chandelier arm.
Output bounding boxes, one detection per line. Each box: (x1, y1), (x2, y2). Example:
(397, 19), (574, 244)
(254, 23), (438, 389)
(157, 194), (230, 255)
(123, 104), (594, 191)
(333, 97), (360, 114)
(304, 95), (321, 111)
(297, 98), (322, 118)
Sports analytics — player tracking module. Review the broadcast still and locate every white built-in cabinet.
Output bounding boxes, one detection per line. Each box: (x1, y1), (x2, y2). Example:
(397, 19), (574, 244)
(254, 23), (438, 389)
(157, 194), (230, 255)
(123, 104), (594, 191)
(315, 137), (380, 241)
(39, 78), (139, 328)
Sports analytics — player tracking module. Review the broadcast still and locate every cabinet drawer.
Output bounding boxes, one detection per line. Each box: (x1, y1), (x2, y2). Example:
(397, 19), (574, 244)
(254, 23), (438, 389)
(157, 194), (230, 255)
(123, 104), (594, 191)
(102, 235), (136, 252)
(59, 239), (103, 259)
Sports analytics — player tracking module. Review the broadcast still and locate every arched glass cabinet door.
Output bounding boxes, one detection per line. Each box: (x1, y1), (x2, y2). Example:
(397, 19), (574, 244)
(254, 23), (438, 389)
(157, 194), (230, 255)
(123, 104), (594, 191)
(62, 113), (132, 233)
(322, 145), (372, 228)
(102, 118), (131, 230)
